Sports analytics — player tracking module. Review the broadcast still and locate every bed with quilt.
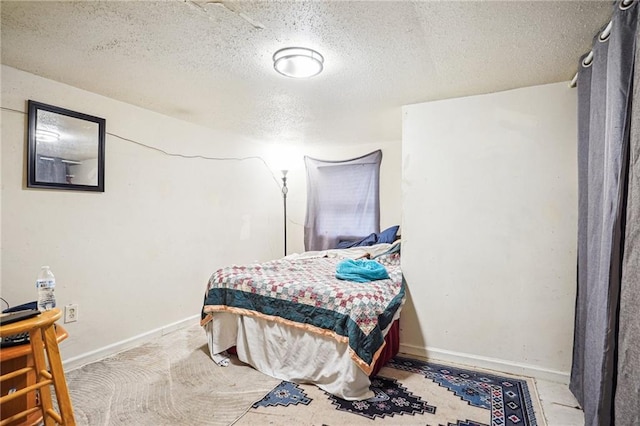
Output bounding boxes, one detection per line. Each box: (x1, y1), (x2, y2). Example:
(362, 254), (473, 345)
(200, 241), (404, 400)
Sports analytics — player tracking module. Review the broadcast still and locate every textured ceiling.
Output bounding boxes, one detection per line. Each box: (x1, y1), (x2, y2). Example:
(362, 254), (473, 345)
(1, 1), (613, 146)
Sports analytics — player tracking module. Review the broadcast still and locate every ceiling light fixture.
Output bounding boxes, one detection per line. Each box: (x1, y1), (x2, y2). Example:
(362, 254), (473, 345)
(35, 129), (60, 142)
(273, 47), (324, 79)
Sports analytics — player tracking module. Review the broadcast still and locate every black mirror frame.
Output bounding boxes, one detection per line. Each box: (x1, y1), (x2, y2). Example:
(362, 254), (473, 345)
(27, 100), (106, 192)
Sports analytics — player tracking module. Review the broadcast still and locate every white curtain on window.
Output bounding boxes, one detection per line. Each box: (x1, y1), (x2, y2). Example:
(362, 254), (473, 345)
(304, 150), (382, 251)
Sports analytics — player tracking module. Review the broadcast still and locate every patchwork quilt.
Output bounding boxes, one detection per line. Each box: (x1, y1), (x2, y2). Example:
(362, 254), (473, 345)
(201, 248), (404, 374)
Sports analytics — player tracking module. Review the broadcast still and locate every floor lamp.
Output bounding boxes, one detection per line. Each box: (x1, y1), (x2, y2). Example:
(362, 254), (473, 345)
(281, 170), (288, 257)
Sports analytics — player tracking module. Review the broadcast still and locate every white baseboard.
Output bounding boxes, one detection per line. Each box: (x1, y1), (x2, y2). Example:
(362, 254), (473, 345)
(399, 343), (570, 385)
(63, 314), (200, 371)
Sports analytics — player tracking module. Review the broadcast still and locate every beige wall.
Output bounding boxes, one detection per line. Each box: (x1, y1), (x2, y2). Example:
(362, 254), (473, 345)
(401, 82), (578, 382)
(0, 66), (401, 366)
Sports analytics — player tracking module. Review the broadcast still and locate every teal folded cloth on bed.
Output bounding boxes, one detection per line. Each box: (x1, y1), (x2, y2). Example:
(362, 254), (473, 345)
(335, 259), (389, 282)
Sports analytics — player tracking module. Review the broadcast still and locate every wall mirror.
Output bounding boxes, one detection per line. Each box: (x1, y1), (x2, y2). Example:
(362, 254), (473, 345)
(27, 100), (105, 192)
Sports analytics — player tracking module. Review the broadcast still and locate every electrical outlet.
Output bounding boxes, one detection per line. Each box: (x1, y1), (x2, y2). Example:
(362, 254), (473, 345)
(64, 304), (79, 323)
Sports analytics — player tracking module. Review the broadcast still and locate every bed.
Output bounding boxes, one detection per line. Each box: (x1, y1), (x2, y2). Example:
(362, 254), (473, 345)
(200, 241), (404, 400)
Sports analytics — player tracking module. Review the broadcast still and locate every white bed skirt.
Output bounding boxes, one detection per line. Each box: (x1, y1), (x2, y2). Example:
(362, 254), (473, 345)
(204, 312), (374, 400)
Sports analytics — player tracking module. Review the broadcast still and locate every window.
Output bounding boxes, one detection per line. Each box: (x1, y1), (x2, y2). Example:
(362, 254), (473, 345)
(304, 150), (382, 251)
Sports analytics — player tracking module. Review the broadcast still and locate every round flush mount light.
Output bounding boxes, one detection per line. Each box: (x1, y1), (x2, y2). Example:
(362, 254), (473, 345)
(273, 47), (324, 79)
(35, 129), (60, 142)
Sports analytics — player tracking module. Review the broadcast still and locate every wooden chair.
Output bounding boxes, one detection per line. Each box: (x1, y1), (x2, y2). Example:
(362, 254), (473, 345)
(0, 309), (75, 425)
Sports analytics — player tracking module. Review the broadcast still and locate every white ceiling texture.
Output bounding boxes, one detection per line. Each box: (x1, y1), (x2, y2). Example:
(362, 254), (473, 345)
(1, 1), (613, 147)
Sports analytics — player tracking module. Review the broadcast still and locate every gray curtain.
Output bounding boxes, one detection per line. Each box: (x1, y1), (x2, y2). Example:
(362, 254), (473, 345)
(615, 19), (640, 424)
(304, 150), (382, 251)
(571, 2), (638, 425)
(36, 155), (69, 184)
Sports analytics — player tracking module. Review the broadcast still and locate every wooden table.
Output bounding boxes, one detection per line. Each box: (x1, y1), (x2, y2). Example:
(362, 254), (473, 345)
(0, 321), (68, 426)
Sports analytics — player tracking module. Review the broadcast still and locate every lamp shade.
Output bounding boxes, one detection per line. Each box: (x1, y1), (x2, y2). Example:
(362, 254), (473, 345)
(273, 47), (324, 79)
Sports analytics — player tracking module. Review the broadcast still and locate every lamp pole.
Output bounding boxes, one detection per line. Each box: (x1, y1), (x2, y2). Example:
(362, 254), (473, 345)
(281, 170), (288, 257)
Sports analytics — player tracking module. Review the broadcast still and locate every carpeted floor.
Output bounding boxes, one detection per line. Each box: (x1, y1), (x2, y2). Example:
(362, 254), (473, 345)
(64, 323), (545, 426)
(64, 323), (281, 425)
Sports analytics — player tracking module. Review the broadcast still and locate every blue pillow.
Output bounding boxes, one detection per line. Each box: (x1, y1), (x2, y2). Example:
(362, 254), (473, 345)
(377, 226), (399, 244)
(336, 233), (378, 249)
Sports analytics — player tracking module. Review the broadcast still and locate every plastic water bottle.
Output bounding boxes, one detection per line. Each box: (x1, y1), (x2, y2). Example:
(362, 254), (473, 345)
(36, 266), (56, 311)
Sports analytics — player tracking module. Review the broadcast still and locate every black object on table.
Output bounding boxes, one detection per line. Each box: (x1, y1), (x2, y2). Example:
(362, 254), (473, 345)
(0, 308), (40, 347)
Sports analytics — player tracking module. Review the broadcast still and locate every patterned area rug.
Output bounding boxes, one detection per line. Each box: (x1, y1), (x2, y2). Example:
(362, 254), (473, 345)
(238, 356), (545, 426)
